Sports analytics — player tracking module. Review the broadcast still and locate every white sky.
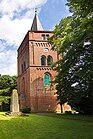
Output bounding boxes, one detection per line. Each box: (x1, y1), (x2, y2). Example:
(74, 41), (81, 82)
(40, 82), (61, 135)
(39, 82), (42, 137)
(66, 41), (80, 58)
(0, 0), (69, 76)
(0, 0), (47, 75)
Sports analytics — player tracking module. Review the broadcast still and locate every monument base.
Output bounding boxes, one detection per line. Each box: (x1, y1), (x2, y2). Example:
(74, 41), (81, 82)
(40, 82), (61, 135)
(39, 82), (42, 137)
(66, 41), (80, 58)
(5, 112), (28, 116)
(10, 112), (22, 116)
(6, 111), (24, 116)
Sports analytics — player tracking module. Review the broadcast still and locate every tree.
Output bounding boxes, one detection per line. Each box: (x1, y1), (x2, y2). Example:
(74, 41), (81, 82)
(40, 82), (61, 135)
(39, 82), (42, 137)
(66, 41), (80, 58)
(0, 75), (17, 111)
(50, 16), (73, 113)
(50, 0), (93, 114)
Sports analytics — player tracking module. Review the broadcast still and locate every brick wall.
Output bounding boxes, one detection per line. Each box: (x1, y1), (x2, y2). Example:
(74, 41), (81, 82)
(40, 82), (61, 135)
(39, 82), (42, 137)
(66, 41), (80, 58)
(17, 31), (59, 112)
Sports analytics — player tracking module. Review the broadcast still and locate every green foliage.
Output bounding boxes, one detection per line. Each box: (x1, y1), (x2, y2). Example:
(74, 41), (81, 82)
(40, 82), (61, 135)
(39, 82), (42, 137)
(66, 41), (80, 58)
(0, 75), (17, 90)
(50, 0), (93, 114)
(0, 75), (17, 110)
(0, 96), (10, 105)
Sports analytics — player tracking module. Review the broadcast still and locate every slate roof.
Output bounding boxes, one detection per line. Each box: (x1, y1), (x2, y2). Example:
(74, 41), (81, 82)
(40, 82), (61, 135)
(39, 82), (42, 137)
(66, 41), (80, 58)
(31, 12), (44, 31)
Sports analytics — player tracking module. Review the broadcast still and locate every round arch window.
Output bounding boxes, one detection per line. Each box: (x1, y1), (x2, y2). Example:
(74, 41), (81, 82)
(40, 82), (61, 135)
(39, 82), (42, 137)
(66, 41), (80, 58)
(47, 55), (53, 65)
(41, 55), (46, 65)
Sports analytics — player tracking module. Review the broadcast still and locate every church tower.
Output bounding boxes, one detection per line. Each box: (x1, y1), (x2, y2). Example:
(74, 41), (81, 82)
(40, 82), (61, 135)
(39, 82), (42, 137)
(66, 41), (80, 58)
(17, 11), (58, 112)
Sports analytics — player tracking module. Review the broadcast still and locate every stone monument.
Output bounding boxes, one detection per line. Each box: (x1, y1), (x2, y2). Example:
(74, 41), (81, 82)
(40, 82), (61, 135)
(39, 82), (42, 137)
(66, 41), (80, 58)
(9, 89), (22, 116)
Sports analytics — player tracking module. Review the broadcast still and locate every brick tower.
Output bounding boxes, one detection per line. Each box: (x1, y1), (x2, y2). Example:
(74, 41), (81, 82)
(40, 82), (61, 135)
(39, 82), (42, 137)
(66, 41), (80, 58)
(17, 11), (58, 112)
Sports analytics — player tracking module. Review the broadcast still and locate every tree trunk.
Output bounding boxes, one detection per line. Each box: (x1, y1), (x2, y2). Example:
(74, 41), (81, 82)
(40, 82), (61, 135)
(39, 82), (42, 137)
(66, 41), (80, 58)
(60, 104), (62, 113)
(0, 105), (2, 111)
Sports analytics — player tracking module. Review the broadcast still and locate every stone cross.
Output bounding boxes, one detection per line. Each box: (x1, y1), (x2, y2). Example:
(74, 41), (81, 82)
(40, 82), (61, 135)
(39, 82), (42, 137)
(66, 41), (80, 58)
(10, 89), (19, 112)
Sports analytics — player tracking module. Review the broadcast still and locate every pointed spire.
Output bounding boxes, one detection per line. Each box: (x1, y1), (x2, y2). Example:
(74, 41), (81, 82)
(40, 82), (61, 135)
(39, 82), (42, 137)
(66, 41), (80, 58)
(31, 9), (44, 31)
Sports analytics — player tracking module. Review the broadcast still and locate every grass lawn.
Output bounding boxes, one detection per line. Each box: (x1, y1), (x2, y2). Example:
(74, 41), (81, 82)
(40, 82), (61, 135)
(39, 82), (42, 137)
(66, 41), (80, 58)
(0, 112), (93, 139)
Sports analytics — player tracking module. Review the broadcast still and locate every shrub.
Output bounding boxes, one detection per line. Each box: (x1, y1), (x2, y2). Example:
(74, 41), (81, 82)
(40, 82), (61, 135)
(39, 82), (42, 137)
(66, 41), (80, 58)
(22, 107), (31, 113)
(79, 97), (93, 115)
(65, 111), (72, 114)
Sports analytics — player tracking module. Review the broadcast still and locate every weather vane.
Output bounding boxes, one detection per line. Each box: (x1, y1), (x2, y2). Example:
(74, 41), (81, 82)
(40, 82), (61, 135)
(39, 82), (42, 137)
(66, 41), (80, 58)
(35, 8), (37, 14)
(34, 6), (41, 15)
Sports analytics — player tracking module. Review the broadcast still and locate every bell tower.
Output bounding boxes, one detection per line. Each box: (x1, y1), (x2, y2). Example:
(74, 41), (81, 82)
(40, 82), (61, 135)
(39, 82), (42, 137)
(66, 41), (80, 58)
(17, 11), (58, 112)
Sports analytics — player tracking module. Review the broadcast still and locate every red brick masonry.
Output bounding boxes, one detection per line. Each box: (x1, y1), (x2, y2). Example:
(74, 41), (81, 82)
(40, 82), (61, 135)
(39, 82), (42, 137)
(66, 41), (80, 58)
(17, 30), (60, 112)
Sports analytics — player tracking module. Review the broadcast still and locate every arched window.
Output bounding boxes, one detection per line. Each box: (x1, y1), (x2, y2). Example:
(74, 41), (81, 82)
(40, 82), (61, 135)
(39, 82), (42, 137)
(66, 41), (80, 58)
(24, 62), (26, 71)
(22, 77), (26, 100)
(22, 64), (24, 73)
(41, 55), (46, 65)
(44, 73), (51, 86)
(47, 55), (53, 65)
(22, 77), (25, 92)
(46, 34), (49, 40)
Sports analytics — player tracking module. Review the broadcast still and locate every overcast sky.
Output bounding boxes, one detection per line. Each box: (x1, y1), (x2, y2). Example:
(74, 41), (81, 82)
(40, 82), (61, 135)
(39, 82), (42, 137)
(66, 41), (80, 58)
(0, 0), (70, 76)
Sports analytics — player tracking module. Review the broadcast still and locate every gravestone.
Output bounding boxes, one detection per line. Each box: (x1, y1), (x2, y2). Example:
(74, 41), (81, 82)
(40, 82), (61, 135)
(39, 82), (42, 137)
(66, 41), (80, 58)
(10, 89), (22, 116)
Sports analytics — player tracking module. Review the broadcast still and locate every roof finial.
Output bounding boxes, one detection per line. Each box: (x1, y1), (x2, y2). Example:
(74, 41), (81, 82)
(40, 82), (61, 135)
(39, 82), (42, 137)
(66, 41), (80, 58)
(35, 8), (37, 15)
